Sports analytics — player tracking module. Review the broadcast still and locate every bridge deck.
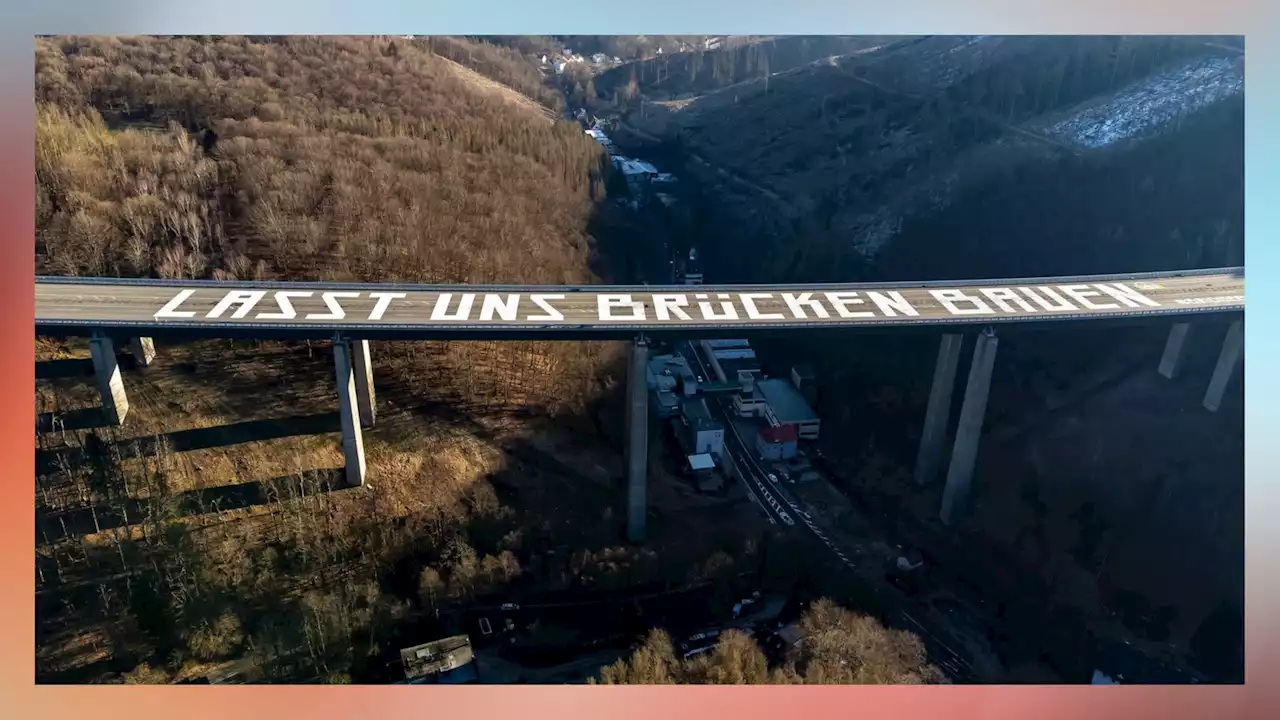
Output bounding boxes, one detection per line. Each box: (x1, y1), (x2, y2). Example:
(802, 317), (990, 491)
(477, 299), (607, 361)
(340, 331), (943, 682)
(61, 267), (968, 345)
(36, 269), (1243, 341)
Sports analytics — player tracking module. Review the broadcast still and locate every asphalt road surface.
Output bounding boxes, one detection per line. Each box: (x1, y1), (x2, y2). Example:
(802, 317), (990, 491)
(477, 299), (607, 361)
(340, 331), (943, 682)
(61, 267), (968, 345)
(36, 269), (1242, 340)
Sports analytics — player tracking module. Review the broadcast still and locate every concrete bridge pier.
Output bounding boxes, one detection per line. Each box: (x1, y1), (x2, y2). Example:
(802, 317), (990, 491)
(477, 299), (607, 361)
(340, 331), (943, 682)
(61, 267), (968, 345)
(130, 337), (156, 367)
(625, 336), (649, 543)
(1204, 319), (1243, 413)
(333, 337), (368, 487)
(940, 328), (999, 526)
(915, 333), (963, 485)
(89, 335), (130, 426)
(1157, 323), (1191, 380)
(351, 339), (376, 428)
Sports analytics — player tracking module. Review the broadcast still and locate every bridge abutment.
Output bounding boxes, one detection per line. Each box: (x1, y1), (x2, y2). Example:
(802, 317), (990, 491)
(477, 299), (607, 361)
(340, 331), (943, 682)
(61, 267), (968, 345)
(351, 339), (376, 427)
(916, 333), (963, 485)
(130, 337), (157, 367)
(940, 328), (998, 526)
(1204, 319), (1243, 413)
(90, 335), (129, 426)
(334, 339), (368, 487)
(625, 337), (649, 543)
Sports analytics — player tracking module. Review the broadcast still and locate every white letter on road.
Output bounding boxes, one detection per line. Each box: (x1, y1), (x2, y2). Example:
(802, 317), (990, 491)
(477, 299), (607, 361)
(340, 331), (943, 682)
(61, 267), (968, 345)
(739, 293), (784, 320)
(696, 293), (739, 321)
(308, 291), (361, 320)
(1020, 286), (1076, 312)
(529, 294), (564, 322)
(782, 292), (830, 320)
(652, 294), (693, 321)
(930, 289), (994, 316)
(867, 291), (919, 317)
(599, 294), (646, 321)
(207, 290), (266, 319)
(155, 289), (197, 319)
(480, 294), (521, 321)
(979, 288), (1036, 314)
(366, 291), (407, 321)
(257, 291), (314, 320)
(430, 293), (476, 321)
(1060, 284), (1118, 311)
(1095, 283), (1162, 308)
(824, 292), (874, 319)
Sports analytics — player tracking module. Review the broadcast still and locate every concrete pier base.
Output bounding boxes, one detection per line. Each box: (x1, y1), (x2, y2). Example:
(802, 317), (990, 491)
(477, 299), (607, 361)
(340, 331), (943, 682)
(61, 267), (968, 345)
(916, 334), (963, 485)
(625, 337), (649, 543)
(940, 329), (999, 526)
(1157, 323), (1191, 380)
(1204, 320), (1243, 413)
(334, 340), (367, 487)
(90, 336), (129, 426)
(130, 337), (157, 367)
(351, 339), (376, 428)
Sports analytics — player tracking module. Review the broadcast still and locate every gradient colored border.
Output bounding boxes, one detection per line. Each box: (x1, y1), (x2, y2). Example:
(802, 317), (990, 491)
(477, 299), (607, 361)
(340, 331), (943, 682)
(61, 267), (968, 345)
(3, 2), (1272, 717)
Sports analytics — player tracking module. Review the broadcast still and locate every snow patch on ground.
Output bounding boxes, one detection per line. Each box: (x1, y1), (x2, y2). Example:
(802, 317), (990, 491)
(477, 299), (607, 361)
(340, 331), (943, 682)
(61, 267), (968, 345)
(1044, 56), (1243, 149)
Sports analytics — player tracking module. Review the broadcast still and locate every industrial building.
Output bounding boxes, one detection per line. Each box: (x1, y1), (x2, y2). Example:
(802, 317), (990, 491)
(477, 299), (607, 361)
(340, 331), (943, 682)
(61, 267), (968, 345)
(680, 397), (724, 456)
(731, 371), (769, 418)
(790, 364), (818, 407)
(652, 391), (681, 418)
(648, 352), (699, 417)
(684, 452), (722, 492)
(756, 423), (799, 461)
(612, 156), (660, 197)
(398, 635), (479, 684)
(700, 338), (761, 385)
(758, 378), (821, 441)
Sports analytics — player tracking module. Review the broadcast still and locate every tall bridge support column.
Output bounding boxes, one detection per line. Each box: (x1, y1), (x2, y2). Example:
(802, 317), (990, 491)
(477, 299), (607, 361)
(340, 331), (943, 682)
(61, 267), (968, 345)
(333, 338), (368, 487)
(916, 334), (963, 485)
(1204, 320), (1243, 413)
(130, 337), (157, 367)
(625, 337), (650, 543)
(1157, 323), (1191, 380)
(89, 335), (129, 426)
(941, 328), (999, 526)
(351, 339), (376, 428)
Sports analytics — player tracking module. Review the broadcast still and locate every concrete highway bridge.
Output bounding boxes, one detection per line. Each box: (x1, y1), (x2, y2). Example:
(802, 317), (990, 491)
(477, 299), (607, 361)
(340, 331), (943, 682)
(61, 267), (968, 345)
(36, 268), (1244, 542)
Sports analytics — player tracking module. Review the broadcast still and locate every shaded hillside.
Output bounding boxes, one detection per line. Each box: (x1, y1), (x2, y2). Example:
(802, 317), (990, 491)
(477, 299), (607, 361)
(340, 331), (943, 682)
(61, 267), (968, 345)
(618, 35), (1244, 680)
(628, 36), (1242, 281)
(595, 36), (902, 104)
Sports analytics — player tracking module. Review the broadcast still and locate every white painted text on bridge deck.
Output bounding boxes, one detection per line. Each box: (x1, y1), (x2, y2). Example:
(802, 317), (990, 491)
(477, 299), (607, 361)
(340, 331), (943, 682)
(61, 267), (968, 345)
(131, 276), (1244, 327)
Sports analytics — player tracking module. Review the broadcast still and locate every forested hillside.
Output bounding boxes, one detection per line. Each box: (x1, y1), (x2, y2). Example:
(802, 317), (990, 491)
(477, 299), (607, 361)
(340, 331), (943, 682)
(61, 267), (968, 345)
(597, 599), (942, 684)
(33, 35), (736, 685)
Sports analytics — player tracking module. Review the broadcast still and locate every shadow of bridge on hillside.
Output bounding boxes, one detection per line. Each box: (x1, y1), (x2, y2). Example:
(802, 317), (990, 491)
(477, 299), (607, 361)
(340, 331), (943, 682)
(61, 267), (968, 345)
(36, 412), (343, 475)
(36, 468), (348, 541)
(36, 411), (349, 540)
